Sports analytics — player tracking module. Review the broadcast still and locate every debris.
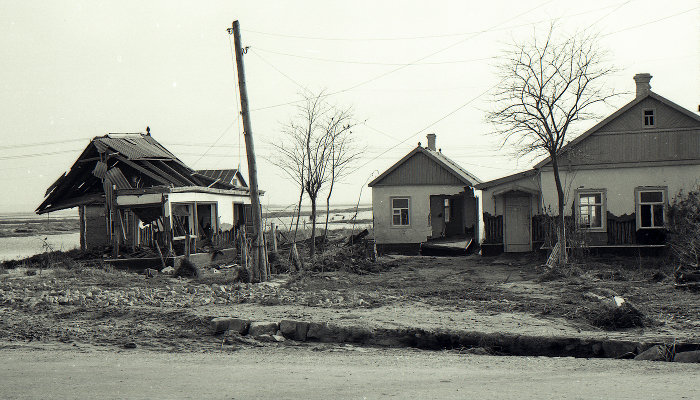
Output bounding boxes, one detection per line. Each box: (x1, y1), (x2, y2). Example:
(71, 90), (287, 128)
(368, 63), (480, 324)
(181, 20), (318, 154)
(674, 350), (700, 363)
(174, 259), (199, 278)
(634, 345), (669, 361)
(161, 266), (175, 275)
(346, 229), (369, 246)
(144, 268), (158, 278)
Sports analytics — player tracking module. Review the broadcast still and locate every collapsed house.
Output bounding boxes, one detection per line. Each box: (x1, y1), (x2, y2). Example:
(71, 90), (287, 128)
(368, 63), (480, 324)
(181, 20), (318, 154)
(368, 134), (482, 255)
(36, 131), (254, 265)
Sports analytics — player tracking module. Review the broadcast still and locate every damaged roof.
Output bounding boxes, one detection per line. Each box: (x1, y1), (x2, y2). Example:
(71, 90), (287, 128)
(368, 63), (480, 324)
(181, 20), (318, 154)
(37, 133), (248, 214)
(195, 169), (248, 188)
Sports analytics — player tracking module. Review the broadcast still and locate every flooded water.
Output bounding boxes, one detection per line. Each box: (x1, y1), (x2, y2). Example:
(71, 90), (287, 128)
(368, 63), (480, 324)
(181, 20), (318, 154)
(0, 233), (80, 261)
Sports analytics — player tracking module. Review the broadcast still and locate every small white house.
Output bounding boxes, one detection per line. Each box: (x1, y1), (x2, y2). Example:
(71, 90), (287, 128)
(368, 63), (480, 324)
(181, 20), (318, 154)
(368, 134), (481, 254)
(475, 74), (700, 254)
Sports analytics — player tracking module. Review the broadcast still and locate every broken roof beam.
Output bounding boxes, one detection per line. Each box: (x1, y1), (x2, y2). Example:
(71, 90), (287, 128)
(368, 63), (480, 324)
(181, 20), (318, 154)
(148, 159), (201, 186)
(140, 160), (192, 187)
(36, 193), (104, 214)
(114, 155), (172, 186)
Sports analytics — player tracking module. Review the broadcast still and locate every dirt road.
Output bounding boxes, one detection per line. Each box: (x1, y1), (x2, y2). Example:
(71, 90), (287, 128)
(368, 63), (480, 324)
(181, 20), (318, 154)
(1, 344), (698, 399)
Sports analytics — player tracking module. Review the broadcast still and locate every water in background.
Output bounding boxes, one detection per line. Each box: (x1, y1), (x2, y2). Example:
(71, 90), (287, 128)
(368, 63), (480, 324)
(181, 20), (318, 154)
(0, 233), (80, 262)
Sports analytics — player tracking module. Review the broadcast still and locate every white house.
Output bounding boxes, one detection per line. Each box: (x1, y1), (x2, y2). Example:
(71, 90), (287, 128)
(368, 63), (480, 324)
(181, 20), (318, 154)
(368, 134), (482, 254)
(475, 74), (700, 254)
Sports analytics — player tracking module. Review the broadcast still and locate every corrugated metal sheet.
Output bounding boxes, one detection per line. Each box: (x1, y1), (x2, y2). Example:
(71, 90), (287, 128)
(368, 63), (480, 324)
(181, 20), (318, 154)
(92, 161), (107, 179)
(105, 167), (132, 190)
(196, 169), (238, 185)
(96, 135), (179, 160)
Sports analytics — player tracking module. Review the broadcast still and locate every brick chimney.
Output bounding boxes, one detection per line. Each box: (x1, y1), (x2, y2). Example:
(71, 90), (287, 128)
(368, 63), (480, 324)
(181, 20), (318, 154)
(426, 133), (436, 151)
(633, 73), (652, 98)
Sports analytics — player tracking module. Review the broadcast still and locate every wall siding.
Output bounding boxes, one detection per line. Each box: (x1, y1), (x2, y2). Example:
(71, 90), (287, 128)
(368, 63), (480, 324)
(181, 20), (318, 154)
(373, 152), (465, 186)
(598, 97), (699, 132)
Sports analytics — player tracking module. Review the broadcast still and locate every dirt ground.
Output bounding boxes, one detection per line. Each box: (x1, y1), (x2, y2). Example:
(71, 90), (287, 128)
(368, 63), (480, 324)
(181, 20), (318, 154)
(1, 253), (699, 352)
(2, 345), (699, 399)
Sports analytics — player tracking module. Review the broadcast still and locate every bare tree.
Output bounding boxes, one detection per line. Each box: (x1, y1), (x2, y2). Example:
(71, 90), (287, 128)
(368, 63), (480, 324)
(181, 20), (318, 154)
(270, 91), (359, 259)
(488, 25), (618, 265)
(321, 108), (362, 243)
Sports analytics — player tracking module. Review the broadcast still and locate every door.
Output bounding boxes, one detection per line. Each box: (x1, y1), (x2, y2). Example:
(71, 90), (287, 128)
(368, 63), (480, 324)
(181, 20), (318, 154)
(504, 194), (531, 252)
(429, 195), (446, 239)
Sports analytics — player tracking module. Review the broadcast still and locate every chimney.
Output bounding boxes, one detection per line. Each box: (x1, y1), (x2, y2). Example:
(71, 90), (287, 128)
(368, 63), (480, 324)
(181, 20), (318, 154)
(426, 133), (436, 151)
(633, 73), (652, 98)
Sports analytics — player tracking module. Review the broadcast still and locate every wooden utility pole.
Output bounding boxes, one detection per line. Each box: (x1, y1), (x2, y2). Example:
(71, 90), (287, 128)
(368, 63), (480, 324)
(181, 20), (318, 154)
(229, 20), (268, 282)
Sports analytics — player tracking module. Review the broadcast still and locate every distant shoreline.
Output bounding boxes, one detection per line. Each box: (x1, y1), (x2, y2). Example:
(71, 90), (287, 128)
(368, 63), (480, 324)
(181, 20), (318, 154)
(0, 205), (373, 238)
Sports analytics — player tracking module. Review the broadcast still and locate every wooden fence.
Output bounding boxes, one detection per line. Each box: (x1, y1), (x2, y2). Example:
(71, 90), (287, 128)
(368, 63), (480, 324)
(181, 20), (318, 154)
(483, 213), (503, 244)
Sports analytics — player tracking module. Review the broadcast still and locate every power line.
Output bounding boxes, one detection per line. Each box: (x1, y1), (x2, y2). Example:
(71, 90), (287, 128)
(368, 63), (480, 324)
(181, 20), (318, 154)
(0, 138), (92, 151)
(253, 47), (497, 66)
(249, 0), (555, 112)
(602, 6), (699, 37)
(242, 1), (631, 42)
(0, 148), (82, 161)
(355, 79), (504, 170)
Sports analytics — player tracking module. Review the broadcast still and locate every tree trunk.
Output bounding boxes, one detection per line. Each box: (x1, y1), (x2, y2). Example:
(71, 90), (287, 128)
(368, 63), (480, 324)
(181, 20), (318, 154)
(309, 196), (317, 257)
(293, 187), (304, 242)
(551, 156), (568, 265)
(323, 179), (334, 243)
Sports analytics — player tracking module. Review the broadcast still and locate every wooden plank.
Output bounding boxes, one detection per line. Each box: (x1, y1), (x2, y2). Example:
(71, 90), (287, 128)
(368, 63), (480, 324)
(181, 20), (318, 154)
(155, 160), (200, 186)
(114, 155), (171, 186)
(140, 160), (189, 186)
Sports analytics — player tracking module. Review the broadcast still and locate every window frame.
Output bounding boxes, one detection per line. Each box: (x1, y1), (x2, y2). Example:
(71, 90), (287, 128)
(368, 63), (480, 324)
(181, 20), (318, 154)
(635, 186), (667, 229)
(575, 189), (607, 232)
(642, 108), (656, 128)
(390, 196), (411, 227)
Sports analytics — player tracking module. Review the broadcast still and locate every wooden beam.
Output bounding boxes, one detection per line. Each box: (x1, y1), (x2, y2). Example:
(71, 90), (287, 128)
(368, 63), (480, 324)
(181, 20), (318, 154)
(154, 160), (201, 186)
(114, 155), (171, 186)
(141, 160), (190, 186)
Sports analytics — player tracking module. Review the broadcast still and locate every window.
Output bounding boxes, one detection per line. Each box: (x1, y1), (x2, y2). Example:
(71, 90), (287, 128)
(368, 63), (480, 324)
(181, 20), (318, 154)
(636, 188), (666, 228)
(391, 197), (410, 226)
(172, 203), (194, 238)
(444, 199), (451, 223)
(643, 109), (655, 127)
(577, 190), (606, 230)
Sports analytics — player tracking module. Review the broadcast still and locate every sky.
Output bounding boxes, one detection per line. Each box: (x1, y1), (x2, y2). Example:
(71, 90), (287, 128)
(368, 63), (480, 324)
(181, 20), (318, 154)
(0, 0), (698, 214)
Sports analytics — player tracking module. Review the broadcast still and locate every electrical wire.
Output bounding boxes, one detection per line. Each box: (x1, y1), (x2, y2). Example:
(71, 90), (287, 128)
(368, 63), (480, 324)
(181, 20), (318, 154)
(253, 48), (497, 66)
(242, 1), (632, 42)
(602, 6), (699, 37)
(249, 0), (555, 112)
(0, 148), (82, 161)
(0, 138), (92, 150)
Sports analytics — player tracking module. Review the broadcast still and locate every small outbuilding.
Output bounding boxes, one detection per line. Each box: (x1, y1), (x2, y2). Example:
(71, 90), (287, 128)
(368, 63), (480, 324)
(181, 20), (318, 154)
(368, 134), (481, 255)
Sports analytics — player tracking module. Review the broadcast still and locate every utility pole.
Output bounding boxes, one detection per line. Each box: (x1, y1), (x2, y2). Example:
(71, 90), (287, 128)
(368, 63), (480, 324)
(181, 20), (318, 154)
(229, 20), (268, 282)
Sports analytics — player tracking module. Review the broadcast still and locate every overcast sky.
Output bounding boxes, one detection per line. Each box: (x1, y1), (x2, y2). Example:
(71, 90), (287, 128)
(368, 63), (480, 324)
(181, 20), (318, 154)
(1, 0), (698, 214)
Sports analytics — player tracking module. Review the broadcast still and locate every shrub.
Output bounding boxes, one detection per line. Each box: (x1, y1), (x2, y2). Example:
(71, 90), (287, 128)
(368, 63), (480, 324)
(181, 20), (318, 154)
(174, 259), (200, 278)
(667, 189), (700, 284)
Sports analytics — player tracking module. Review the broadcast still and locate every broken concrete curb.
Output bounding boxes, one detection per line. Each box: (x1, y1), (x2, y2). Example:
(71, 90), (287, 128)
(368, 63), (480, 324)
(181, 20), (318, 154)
(210, 316), (700, 361)
(248, 321), (279, 336)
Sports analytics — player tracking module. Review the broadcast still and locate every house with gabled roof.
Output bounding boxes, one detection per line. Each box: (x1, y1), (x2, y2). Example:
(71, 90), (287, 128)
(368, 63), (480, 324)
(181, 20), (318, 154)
(475, 74), (700, 254)
(368, 134), (482, 254)
(37, 130), (255, 262)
